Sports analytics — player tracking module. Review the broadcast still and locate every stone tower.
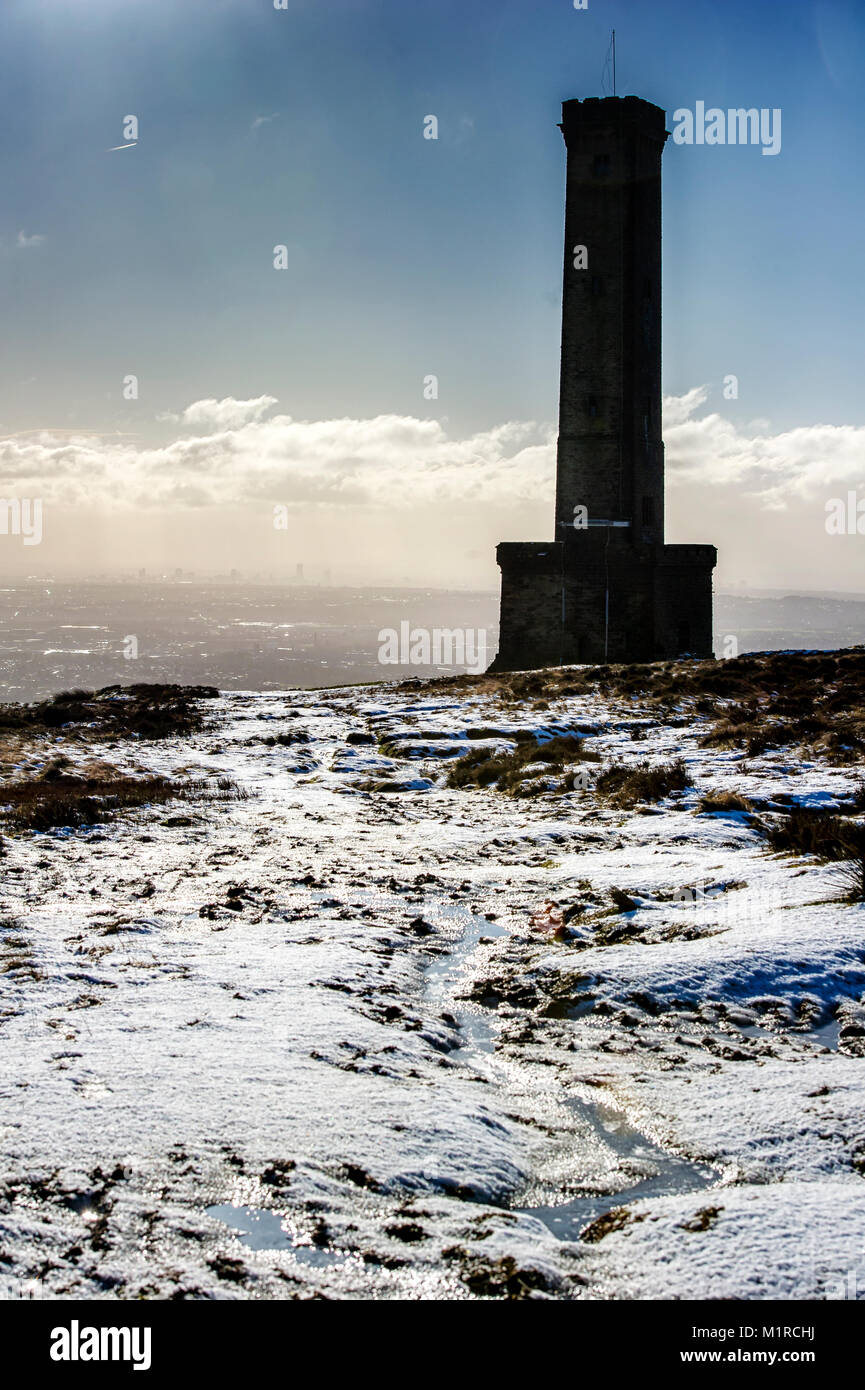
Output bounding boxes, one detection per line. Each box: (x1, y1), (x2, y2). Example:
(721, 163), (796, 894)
(491, 95), (716, 670)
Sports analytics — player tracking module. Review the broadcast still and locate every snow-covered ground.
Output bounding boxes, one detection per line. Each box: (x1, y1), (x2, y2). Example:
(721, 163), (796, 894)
(0, 679), (863, 1300)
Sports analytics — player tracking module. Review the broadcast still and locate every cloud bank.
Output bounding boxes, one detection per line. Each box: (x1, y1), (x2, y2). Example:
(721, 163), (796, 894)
(0, 391), (861, 587)
(1, 389), (862, 515)
(664, 386), (865, 509)
(0, 403), (555, 511)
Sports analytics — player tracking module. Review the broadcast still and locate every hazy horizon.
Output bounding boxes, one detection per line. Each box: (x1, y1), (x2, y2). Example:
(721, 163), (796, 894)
(2, 576), (864, 704)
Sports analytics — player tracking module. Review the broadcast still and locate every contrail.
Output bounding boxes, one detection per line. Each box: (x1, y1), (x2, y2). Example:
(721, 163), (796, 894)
(107, 142), (138, 151)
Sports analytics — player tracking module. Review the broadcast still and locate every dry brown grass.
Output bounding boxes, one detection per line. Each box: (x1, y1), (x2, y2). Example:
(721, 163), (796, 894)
(446, 734), (600, 795)
(400, 649), (865, 761)
(0, 766), (246, 833)
(698, 790), (754, 815)
(756, 807), (865, 902)
(594, 758), (690, 808)
(0, 684), (219, 742)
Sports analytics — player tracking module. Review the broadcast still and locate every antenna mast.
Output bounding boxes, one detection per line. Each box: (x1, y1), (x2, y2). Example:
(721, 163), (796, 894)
(602, 29), (617, 97)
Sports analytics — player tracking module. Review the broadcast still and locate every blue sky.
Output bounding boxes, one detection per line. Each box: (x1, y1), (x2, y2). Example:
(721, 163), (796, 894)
(0, 0), (863, 587)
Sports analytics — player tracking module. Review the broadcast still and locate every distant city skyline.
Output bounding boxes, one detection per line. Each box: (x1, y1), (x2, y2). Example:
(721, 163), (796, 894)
(1, 0), (863, 591)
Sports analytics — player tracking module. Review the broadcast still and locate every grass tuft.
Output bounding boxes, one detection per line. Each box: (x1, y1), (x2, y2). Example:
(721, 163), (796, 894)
(594, 758), (690, 809)
(756, 807), (865, 903)
(1, 768), (246, 833)
(0, 684), (218, 742)
(446, 734), (599, 794)
(698, 790), (754, 815)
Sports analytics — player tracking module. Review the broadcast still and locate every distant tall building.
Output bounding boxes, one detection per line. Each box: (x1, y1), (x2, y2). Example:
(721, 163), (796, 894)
(491, 95), (716, 670)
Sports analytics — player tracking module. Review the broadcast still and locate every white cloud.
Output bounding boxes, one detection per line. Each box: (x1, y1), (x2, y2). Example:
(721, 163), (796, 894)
(251, 113), (279, 130)
(0, 394), (556, 514)
(17, 231), (45, 248)
(0, 398), (553, 512)
(3, 390), (863, 588)
(1, 392), (861, 527)
(662, 388), (865, 508)
(179, 396), (278, 431)
(662, 384), (709, 428)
